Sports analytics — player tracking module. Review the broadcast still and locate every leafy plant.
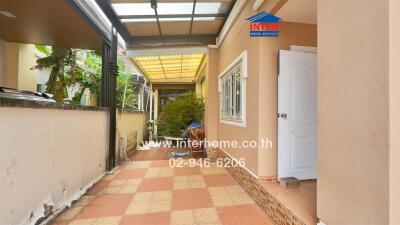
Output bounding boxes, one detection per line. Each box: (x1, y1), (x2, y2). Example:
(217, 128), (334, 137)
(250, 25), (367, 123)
(32, 46), (73, 103)
(67, 50), (102, 105)
(157, 92), (204, 137)
(32, 45), (139, 108)
(116, 60), (138, 111)
(33, 45), (102, 104)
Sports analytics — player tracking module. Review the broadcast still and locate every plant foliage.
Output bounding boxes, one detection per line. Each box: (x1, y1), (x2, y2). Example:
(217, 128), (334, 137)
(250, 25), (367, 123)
(32, 45), (139, 109)
(32, 45), (102, 104)
(116, 60), (138, 111)
(157, 92), (204, 137)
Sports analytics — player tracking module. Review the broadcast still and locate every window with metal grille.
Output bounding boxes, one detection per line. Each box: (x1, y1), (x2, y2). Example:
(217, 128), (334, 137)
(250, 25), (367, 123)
(220, 61), (243, 121)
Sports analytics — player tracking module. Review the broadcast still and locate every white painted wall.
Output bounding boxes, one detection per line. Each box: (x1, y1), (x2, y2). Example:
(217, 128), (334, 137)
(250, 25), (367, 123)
(0, 107), (108, 225)
(153, 89), (159, 136)
(37, 69), (51, 85)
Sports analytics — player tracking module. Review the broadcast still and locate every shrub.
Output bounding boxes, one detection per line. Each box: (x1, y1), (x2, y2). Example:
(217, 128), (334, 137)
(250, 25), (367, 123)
(157, 92), (204, 137)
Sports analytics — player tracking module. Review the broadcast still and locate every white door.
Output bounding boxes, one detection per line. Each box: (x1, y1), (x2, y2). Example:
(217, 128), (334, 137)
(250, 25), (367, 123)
(278, 50), (317, 180)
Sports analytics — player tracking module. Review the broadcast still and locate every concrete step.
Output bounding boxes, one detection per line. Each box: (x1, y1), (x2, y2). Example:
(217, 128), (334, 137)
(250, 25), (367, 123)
(279, 177), (300, 188)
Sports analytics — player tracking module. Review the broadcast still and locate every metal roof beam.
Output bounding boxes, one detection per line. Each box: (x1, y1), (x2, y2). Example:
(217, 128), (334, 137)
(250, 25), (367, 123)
(150, 0), (163, 36)
(189, 0), (197, 36)
(95, 0), (132, 41)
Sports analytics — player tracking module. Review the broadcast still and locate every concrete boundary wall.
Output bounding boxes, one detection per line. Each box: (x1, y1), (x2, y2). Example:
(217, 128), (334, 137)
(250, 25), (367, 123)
(0, 107), (108, 225)
(116, 111), (148, 159)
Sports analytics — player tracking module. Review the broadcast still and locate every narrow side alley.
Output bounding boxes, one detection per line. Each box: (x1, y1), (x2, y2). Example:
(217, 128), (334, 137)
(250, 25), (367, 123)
(50, 159), (272, 225)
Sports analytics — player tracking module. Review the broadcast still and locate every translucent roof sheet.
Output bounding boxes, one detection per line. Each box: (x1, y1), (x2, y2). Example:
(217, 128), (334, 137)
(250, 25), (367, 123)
(112, 1), (229, 19)
(195, 2), (223, 14)
(113, 3), (195, 16)
(133, 54), (204, 81)
(158, 3), (194, 14)
(192, 18), (223, 34)
(112, 3), (155, 16)
(109, 0), (234, 46)
(125, 22), (159, 36)
(121, 17), (218, 23)
(161, 21), (191, 35)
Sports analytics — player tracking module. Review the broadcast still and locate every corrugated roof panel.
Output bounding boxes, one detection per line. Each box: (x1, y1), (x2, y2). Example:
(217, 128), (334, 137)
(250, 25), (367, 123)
(133, 53), (204, 82)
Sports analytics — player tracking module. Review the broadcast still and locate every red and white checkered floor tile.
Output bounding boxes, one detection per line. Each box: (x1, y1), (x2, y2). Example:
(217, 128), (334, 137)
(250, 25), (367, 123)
(50, 160), (272, 225)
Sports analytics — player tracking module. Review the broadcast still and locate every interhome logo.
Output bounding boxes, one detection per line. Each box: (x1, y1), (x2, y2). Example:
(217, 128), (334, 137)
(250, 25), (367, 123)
(246, 11), (282, 37)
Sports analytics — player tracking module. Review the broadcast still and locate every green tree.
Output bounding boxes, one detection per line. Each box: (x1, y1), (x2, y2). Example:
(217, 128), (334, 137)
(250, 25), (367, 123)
(68, 50), (102, 105)
(33, 45), (102, 104)
(32, 46), (72, 103)
(157, 92), (204, 137)
(33, 45), (140, 108)
(116, 60), (138, 111)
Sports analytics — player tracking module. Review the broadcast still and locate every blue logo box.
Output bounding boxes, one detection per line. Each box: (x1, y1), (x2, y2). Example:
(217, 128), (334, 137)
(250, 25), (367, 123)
(250, 30), (279, 37)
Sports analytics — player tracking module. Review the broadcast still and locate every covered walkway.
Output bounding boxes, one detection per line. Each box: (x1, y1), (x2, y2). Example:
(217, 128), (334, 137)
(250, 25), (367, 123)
(50, 160), (271, 225)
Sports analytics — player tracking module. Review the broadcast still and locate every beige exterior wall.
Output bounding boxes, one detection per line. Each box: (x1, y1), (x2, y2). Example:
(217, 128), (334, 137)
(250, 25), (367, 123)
(206, 0), (317, 176)
(389, 1), (400, 224)
(258, 21), (317, 177)
(195, 57), (207, 99)
(195, 76), (206, 99)
(318, 1), (392, 224)
(1, 41), (19, 89)
(205, 48), (219, 142)
(0, 39), (5, 85)
(0, 41), (39, 91)
(201, 79), (206, 99)
(18, 44), (39, 92)
(0, 107), (108, 225)
(116, 111), (148, 155)
(215, 0), (260, 175)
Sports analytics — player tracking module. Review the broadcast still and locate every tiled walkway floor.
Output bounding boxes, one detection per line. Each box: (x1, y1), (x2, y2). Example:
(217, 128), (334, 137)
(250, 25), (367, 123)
(128, 148), (202, 161)
(50, 159), (272, 225)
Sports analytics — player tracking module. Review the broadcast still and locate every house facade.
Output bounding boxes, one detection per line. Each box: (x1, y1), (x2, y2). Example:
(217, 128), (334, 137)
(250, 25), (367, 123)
(0, 0), (399, 225)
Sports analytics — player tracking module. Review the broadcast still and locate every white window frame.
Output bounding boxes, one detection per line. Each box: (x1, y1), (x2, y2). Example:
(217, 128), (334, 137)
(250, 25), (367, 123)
(218, 50), (247, 127)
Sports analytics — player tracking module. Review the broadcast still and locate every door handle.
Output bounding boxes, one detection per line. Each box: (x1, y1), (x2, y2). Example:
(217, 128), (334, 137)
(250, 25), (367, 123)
(278, 113), (287, 119)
